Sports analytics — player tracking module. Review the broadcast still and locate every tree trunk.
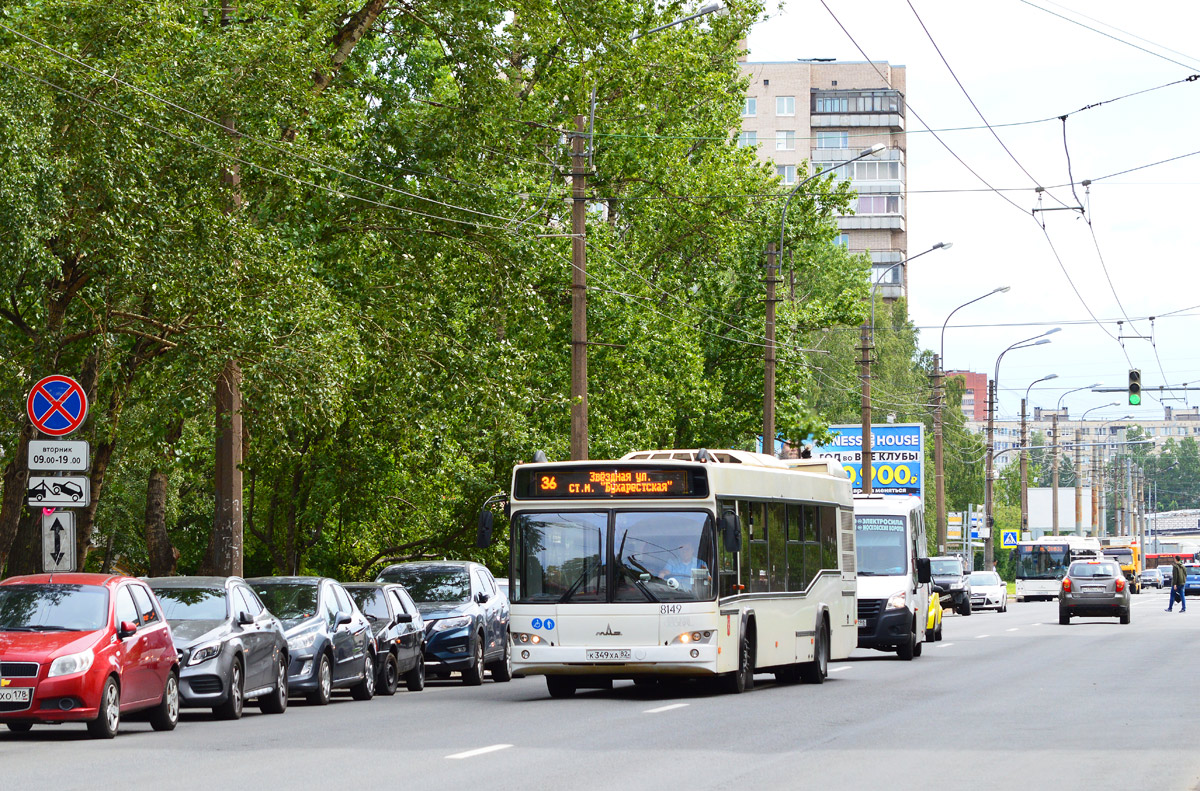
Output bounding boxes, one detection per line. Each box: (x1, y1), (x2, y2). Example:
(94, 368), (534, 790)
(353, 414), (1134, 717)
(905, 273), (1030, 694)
(144, 419), (183, 577)
(6, 513), (41, 577)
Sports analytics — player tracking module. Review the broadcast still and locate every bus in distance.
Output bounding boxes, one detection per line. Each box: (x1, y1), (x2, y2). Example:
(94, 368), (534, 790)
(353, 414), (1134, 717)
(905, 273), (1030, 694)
(1014, 535), (1103, 601)
(490, 449), (858, 698)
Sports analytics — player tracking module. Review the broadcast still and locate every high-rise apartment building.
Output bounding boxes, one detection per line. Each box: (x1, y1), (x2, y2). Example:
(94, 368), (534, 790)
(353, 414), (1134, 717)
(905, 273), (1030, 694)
(739, 60), (908, 299)
(946, 370), (988, 421)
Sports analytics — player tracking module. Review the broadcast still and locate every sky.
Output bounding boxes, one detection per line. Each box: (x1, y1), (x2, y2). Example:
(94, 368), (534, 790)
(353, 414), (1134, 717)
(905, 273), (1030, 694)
(745, 0), (1200, 424)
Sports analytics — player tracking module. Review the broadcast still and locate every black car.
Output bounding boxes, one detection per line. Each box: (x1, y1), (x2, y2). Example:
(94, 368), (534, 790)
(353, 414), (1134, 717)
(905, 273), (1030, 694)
(248, 577), (377, 705)
(344, 583), (426, 695)
(147, 576), (289, 720)
(376, 561), (511, 685)
(929, 556), (972, 616)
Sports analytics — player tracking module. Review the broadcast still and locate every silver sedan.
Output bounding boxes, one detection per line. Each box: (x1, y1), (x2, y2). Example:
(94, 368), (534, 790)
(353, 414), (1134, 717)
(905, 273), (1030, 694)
(1059, 560), (1131, 624)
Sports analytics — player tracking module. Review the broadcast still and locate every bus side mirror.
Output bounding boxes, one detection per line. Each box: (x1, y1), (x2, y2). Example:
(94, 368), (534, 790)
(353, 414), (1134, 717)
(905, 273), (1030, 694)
(720, 511), (742, 553)
(916, 557), (932, 584)
(476, 511), (495, 549)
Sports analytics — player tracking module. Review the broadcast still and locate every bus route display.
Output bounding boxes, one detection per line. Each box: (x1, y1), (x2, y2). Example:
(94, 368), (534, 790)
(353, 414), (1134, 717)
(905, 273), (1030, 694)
(516, 466), (707, 499)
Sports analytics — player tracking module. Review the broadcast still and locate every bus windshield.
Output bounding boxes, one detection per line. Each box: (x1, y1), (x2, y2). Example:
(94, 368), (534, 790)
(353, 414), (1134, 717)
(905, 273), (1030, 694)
(513, 511), (714, 603)
(855, 514), (908, 576)
(1015, 544), (1070, 580)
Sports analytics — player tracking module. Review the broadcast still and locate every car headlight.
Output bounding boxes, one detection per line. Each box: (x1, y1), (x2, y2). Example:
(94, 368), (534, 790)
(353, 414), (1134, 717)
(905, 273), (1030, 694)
(187, 641), (223, 666)
(886, 591), (908, 610)
(949, 582), (963, 590)
(48, 648), (95, 678)
(430, 616), (472, 633)
(287, 630), (320, 653)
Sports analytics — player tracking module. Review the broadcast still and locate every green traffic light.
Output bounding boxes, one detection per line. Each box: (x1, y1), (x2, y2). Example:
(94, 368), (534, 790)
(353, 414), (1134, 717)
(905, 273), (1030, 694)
(1129, 393), (1141, 406)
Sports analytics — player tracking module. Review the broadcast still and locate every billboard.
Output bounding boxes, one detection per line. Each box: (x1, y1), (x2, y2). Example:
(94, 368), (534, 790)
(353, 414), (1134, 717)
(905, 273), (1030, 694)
(808, 423), (925, 497)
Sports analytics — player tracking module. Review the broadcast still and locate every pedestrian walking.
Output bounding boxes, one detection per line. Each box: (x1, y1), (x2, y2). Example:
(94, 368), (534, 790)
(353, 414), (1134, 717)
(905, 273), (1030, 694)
(1166, 559), (1187, 613)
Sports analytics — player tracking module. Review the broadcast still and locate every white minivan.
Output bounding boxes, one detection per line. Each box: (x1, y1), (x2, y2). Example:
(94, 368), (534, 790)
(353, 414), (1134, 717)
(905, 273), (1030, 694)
(853, 494), (932, 660)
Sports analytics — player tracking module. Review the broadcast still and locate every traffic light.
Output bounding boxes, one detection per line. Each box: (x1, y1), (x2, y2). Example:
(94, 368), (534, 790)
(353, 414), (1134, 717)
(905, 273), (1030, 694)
(1128, 368), (1142, 406)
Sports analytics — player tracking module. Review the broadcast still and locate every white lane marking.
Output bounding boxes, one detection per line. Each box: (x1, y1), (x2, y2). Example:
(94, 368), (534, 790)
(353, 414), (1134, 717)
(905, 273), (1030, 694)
(1006, 628), (1019, 632)
(644, 703), (689, 714)
(446, 744), (514, 760)
(976, 634), (990, 639)
(830, 666), (850, 673)
(938, 642), (954, 648)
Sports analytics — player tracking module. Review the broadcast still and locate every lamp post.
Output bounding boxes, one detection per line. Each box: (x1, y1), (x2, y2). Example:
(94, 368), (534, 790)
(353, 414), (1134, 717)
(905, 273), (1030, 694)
(764, 143), (886, 456)
(1048, 383), (1102, 535)
(859, 240), (952, 493)
(1097, 415), (1133, 535)
(1077, 402), (1117, 537)
(1020, 373), (1058, 540)
(985, 328), (1060, 569)
(934, 285), (1010, 552)
(572, 2), (728, 460)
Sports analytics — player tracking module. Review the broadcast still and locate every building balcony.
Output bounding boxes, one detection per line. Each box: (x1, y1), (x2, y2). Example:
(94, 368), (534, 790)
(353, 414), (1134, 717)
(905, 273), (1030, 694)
(838, 215), (905, 231)
(810, 113), (904, 131)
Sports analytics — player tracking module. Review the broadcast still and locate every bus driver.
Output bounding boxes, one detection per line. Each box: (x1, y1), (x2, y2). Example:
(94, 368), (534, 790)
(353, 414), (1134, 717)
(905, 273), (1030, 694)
(660, 542), (709, 590)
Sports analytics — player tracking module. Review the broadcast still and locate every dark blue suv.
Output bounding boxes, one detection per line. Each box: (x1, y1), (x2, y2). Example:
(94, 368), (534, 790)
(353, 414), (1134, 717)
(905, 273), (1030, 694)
(376, 561), (511, 685)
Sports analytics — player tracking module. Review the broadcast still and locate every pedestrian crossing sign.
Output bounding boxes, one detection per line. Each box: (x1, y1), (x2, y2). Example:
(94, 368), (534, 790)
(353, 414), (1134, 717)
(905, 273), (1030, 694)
(1001, 529), (1019, 549)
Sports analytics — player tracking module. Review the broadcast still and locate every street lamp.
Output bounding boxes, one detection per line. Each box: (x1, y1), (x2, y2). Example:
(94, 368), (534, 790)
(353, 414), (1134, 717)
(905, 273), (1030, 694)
(1019, 373), (1058, 539)
(858, 240), (952, 494)
(985, 328), (1060, 568)
(763, 142), (887, 456)
(933, 284), (1010, 551)
(1049, 383), (1102, 535)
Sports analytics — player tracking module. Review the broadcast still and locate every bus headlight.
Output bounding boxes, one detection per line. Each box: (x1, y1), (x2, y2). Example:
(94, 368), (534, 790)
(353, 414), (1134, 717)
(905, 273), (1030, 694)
(512, 632), (543, 644)
(886, 591), (908, 610)
(671, 630), (714, 645)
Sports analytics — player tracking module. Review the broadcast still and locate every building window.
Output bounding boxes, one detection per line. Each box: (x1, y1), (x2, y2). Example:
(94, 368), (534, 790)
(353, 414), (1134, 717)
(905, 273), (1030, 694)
(737, 131), (757, 148)
(871, 264), (901, 285)
(776, 164), (796, 185)
(742, 97), (757, 117)
(814, 95), (849, 113)
(855, 195), (902, 214)
(776, 96), (795, 116)
(816, 131), (848, 149)
(853, 160), (900, 180)
(776, 130), (795, 151)
(833, 233), (849, 247)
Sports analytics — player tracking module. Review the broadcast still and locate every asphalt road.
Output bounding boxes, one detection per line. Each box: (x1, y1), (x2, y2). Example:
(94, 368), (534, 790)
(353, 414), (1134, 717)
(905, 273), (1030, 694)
(3, 588), (1198, 791)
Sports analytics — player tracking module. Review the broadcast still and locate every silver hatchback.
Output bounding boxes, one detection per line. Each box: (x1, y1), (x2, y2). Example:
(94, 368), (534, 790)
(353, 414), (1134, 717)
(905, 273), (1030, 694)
(1059, 560), (1131, 625)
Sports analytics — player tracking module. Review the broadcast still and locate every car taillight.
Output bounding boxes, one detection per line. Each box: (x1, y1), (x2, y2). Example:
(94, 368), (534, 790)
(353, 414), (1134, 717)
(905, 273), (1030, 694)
(1115, 578), (1125, 592)
(1062, 578), (1072, 592)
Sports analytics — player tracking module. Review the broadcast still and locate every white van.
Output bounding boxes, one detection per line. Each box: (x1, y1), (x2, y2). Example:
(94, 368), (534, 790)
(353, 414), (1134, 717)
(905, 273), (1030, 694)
(852, 494), (932, 660)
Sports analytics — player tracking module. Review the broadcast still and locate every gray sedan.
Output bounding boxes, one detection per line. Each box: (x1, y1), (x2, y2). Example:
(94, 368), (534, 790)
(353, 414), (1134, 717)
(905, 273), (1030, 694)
(1059, 560), (1131, 625)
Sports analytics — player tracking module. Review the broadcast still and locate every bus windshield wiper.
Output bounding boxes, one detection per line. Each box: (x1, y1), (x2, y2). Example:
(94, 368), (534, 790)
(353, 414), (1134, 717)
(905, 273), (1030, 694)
(559, 570), (591, 603)
(632, 576), (659, 603)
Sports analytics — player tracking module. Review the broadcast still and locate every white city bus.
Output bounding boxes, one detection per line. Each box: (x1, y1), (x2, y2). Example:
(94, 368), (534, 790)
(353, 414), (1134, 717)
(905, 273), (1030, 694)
(493, 449), (858, 698)
(1014, 535), (1103, 601)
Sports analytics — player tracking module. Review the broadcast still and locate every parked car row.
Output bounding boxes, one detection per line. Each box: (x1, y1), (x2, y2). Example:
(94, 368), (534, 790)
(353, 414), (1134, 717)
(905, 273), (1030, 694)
(0, 560), (510, 738)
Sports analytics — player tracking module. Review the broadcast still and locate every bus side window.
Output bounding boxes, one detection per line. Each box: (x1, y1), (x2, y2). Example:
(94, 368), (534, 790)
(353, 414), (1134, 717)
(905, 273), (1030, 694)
(786, 503), (805, 591)
(767, 502), (786, 592)
(744, 501), (769, 593)
(819, 506), (838, 572)
(717, 499), (739, 598)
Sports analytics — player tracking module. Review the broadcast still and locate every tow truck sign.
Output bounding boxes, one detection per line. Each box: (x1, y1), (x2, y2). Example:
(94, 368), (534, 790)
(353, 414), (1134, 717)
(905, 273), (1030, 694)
(26, 476), (90, 508)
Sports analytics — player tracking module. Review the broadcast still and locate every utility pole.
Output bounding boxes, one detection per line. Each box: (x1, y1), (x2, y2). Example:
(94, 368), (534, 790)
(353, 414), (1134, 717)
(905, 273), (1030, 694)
(1051, 411), (1060, 536)
(763, 243), (778, 456)
(1074, 429), (1083, 534)
(1125, 456), (1133, 537)
(984, 379), (996, 569)
(933, 354), (946, 552)
(859, 323), (873, 494)
(1019, 398), (1029, 539)
(1091, 443), (1100, 537)
(570, 115), (589, 461)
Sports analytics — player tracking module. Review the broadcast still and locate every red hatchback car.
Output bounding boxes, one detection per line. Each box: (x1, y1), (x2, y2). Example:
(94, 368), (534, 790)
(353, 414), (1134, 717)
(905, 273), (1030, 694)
(0, 573), (180, 738)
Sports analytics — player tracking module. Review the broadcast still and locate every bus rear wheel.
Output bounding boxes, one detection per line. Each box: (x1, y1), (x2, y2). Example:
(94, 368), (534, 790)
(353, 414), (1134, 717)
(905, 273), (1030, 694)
(799, 624), (828, 684)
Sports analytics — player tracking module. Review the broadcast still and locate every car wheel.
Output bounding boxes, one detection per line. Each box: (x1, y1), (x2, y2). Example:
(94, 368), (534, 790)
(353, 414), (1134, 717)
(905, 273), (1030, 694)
(258, 656), (288, 714)
(897, 625), (916, 661)
(936, 621), (943, 641)
(88, 678), (121, 739)
(461, 633), (485, 686)
(215, 660), (244, 720)
(489, 636), (513, 683)
(1059, 607), (1071, 625)
(799, 623), (828, 684)
(405, 650), (426, 692)
(1120, 608), (1131, 625)
(306, 654), (333, 706)
(149, 672), (180, 732)
(6, 723), (33, 733)
(546, 676), (576, 698)
(350, 651), (376, 701)
(377, 652), (399, 697)
(722, 629), (754, 693)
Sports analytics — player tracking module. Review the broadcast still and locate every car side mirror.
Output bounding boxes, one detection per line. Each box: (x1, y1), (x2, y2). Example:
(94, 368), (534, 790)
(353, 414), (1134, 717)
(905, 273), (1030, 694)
(335, 611), (352, 627)
(475, 591), (490, 604)
(117, 620), (138, 639)
(916, 558), (932, 585)
(237, 611), (254, 626)
(719, 510), (742, 553)
(395, 613), (413, 624)
(476, 510), (494, 549)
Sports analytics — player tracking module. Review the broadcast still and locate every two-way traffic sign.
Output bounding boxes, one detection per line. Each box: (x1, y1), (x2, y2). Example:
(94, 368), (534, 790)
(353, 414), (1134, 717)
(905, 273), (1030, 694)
(42, 511), (76, 572)
(26, 476), (90, 507)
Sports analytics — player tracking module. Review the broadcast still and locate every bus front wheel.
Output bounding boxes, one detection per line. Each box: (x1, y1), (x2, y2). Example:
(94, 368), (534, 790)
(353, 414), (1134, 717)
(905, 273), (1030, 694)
(546, 676), (576, 699)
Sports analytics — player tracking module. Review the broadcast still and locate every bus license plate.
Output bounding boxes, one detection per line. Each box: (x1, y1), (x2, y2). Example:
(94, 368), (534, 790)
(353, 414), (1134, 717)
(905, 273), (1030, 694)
(586, 649), (632, 661)
(0, 687), (32, 704)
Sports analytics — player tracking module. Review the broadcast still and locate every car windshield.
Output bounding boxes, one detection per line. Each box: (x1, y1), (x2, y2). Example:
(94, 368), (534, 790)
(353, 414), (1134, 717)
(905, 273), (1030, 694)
(154, 587), (228, 621)
(969, 573), (999, 586)
(612, 511), (713, 602)
(377, 568), (470, 604)
(930, 559), (962, 576)
(855, 514), (907, 576)
(253, 583), (319, 620)
(346, 588), (389, 622)
(1186, 566), (1200, 577)
(0, 584), (109, 632)
(1069, 563), (1118, 578)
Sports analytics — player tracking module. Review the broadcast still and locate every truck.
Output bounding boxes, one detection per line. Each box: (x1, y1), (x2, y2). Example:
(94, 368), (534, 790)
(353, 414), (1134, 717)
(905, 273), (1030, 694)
(1100, 539), (1141, 594)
